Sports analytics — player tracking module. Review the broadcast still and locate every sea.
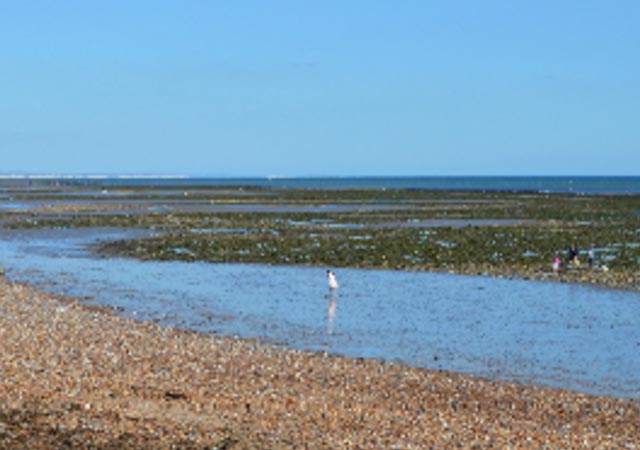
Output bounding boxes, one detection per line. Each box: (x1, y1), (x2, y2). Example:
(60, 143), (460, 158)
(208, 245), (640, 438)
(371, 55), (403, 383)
(1, 175), (640, 194)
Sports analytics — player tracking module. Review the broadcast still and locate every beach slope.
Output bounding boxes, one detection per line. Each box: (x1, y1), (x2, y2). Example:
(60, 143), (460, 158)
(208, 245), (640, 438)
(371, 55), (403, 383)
(0, 279), (638, 449)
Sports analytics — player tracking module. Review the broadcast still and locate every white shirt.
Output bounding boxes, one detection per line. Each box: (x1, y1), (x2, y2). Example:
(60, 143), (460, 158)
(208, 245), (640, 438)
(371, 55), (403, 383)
(328, 271), (339, 290)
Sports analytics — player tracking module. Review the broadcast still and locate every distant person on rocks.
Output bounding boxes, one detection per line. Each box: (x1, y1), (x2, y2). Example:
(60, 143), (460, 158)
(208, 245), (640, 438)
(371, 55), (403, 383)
(567, 244), (580, 267)
(552, 255), (561, 274)
(588, 244), (595, 268)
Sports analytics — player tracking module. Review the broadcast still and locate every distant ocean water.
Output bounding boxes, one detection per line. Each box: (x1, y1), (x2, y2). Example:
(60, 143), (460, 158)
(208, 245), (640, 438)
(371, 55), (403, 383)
(2, 176), (640, 194)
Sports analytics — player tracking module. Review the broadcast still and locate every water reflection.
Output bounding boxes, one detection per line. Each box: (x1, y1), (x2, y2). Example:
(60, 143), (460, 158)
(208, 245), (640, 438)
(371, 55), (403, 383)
(325, 292), (338, 335)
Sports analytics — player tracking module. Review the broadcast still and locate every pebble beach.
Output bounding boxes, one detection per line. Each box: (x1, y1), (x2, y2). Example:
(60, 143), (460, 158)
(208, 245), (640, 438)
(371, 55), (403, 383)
(1, 277), (639, 449)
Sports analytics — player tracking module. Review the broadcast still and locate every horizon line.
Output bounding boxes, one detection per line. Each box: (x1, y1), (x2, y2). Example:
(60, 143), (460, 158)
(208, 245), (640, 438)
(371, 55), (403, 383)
(0, 173), (639, 180)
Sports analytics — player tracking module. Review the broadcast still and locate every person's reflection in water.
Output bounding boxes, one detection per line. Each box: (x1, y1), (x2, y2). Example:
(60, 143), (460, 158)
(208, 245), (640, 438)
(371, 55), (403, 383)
(325, 292), (337, 335)
(325, 270), (339, 334)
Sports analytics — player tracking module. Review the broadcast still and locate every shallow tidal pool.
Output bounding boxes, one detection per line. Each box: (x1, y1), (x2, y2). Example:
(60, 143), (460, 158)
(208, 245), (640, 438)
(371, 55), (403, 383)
(1, 227), (639, 398)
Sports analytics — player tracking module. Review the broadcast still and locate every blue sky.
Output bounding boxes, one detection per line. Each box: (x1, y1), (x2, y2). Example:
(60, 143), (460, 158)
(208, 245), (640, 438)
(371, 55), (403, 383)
(1, 1), (638, 176)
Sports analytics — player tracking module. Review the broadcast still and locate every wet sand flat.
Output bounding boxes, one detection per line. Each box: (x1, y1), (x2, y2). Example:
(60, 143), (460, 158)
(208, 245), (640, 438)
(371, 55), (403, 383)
(1, 278), (639, 449)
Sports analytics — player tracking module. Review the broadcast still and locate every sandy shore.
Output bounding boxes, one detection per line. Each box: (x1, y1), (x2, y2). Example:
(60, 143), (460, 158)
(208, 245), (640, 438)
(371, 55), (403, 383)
(1, 278), (639, 449)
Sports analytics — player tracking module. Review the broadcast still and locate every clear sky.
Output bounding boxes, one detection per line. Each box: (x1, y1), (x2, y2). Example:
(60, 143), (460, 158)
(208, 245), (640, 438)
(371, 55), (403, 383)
(1, 1), (638, 176)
